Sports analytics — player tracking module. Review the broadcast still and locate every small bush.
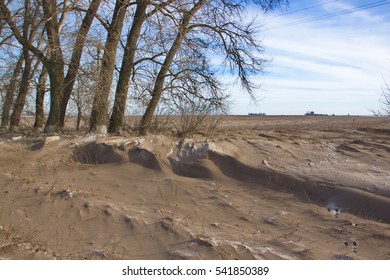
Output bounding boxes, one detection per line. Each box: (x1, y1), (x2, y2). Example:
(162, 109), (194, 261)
(173, 98), (226, 137)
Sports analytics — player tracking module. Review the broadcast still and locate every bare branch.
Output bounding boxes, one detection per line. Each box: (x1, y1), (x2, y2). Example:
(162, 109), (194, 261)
(0, 0), (49, 65)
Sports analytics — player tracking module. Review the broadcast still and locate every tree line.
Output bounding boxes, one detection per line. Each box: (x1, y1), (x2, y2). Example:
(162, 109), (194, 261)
(0, 0), (288, 135)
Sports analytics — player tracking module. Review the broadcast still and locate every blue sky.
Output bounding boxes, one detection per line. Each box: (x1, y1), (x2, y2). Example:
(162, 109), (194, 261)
(229, 0), (390, 115)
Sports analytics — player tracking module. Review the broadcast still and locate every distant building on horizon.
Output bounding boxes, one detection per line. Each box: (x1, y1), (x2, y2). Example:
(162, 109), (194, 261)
(248, 112), (266, 116)
(305, 111), (329, 116)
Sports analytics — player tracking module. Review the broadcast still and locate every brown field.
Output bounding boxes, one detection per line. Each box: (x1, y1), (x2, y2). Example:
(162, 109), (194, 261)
(0, 115), (389, 259)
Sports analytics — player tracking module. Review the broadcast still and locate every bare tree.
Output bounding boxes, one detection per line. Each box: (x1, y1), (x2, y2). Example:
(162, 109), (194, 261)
(138, 0), (207, 135)
(138, 0), (288, 135)
(1, 0), (102, 132)
(1, 53), (23, 129)
(9, 48), (32, 132)
(108, 0), (180, 134)
(33, 65), (48, 130)
(8, 0), (36, 132)
(59, 0), (102, 129)
(89, 0), (131, 134)
(69, 45), (100, 131)
(1, 0), (66, 132)
(108, 0), (153, 134)
(38, 0), (66, 132)
(108, 0), (149, 134)
(1, 0), (287, 135)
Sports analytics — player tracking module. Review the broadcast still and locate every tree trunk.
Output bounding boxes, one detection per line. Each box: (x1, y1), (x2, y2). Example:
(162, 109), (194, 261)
(9, 0), (33, 132)
(59, 0), (102, 129)
(42, 0), (65, 133)
(76, 104), (82, 131)
(90, 0), (129, 134)
(44, 63), (64, 132)
(138, 0), (206, 136)
(108, 0), (148, 134)
(1, 53), (23, 129)
(34, 66), (48, 130)
(9, 48), (32, 132)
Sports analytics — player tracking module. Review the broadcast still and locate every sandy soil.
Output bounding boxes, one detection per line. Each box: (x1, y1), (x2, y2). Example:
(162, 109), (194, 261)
(0, 116), (389, 260)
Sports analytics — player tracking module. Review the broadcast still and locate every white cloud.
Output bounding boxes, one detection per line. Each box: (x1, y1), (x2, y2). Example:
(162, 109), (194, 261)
(230, 1), (390, 115)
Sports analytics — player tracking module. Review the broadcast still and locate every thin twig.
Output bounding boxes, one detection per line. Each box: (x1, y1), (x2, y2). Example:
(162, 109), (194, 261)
(304, 191), (313, 207)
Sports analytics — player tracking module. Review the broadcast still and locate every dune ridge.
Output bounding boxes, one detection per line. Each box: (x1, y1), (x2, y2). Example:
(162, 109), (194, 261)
(70, 136), (390, 223)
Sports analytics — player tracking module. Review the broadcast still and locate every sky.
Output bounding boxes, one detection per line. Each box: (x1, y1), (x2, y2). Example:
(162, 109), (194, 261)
(229, 0), (390, 115)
